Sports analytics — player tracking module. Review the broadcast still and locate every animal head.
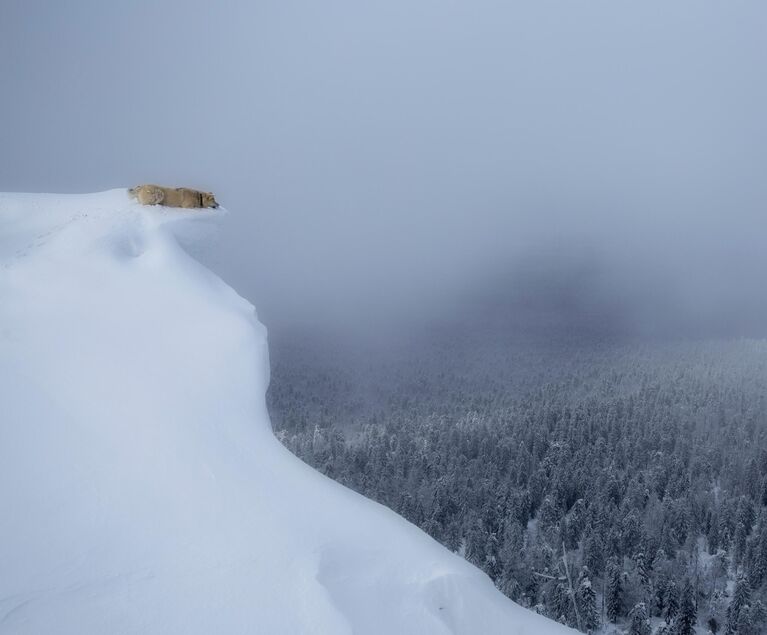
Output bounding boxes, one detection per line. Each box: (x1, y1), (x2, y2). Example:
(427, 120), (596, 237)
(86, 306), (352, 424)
(201, 192), (219, 208)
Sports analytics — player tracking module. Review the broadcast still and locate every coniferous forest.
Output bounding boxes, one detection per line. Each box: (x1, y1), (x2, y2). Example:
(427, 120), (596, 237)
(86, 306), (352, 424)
(268, 330), (767, 634)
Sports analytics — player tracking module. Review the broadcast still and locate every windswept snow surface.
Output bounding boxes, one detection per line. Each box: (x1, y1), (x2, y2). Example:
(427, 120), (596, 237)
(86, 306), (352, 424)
(0, 191), (571, 634)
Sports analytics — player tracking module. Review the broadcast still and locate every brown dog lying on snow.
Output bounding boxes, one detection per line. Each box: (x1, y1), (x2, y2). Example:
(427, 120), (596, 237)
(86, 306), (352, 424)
(129, 185), (219, 209)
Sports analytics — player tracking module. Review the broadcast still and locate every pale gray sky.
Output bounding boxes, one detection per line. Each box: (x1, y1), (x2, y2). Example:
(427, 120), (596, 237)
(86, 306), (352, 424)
(2, 1), (766, 336)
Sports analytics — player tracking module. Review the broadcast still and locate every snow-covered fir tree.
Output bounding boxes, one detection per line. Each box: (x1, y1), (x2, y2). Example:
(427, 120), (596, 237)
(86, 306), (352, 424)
(674, 580), (695, 635)
(576, 568), (599, 633)
(606, 558), (624, 623)
(627, 602), (650, 635)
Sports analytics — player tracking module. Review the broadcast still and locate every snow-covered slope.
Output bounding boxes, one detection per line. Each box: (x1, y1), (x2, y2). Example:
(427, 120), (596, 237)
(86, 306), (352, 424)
(0, 191), (571, 634)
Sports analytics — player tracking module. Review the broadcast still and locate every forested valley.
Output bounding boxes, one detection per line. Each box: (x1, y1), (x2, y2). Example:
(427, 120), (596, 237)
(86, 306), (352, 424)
(268, 329), (767, 634)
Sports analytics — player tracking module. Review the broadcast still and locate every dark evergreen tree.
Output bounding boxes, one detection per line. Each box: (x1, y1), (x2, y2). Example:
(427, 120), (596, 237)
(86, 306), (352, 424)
(708, 510), (721, 554)
(606, 558), (623, 623)
(726, 577), (751, 635)
(549, 582), (574, 627)
(664, 581), (679, 624)
(748, 521), (767, 588)
(627, 602), (651, 635)
(674, 579), (696, 635)
(634, 551), (651, 594)
(582, 532), (605, 577)
(576, 568), (599, 633)
(734, 521), (749, 567)
(746, 600), (767, 635)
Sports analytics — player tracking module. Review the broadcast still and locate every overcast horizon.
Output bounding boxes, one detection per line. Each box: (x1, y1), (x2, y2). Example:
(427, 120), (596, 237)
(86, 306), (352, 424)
(2, 1), (766, 339)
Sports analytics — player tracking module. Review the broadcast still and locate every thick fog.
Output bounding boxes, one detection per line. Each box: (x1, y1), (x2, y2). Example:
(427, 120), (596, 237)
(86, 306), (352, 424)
(2, 1), (766, 338)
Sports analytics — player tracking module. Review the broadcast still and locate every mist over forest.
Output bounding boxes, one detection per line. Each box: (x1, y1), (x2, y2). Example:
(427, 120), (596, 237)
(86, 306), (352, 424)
(2, 1), (766, 342)
(4, 1), (767, 633)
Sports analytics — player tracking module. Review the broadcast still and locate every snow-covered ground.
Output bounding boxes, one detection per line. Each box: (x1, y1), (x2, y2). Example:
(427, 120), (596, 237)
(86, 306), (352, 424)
(0, 191), (571, 634)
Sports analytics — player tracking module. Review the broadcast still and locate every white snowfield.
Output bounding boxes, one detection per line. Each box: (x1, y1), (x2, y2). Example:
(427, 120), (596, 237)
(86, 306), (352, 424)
(0, 191), (571, 634)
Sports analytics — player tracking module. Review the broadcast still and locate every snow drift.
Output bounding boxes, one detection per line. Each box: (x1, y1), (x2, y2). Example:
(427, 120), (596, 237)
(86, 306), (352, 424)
(0, 190), (570, 634)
